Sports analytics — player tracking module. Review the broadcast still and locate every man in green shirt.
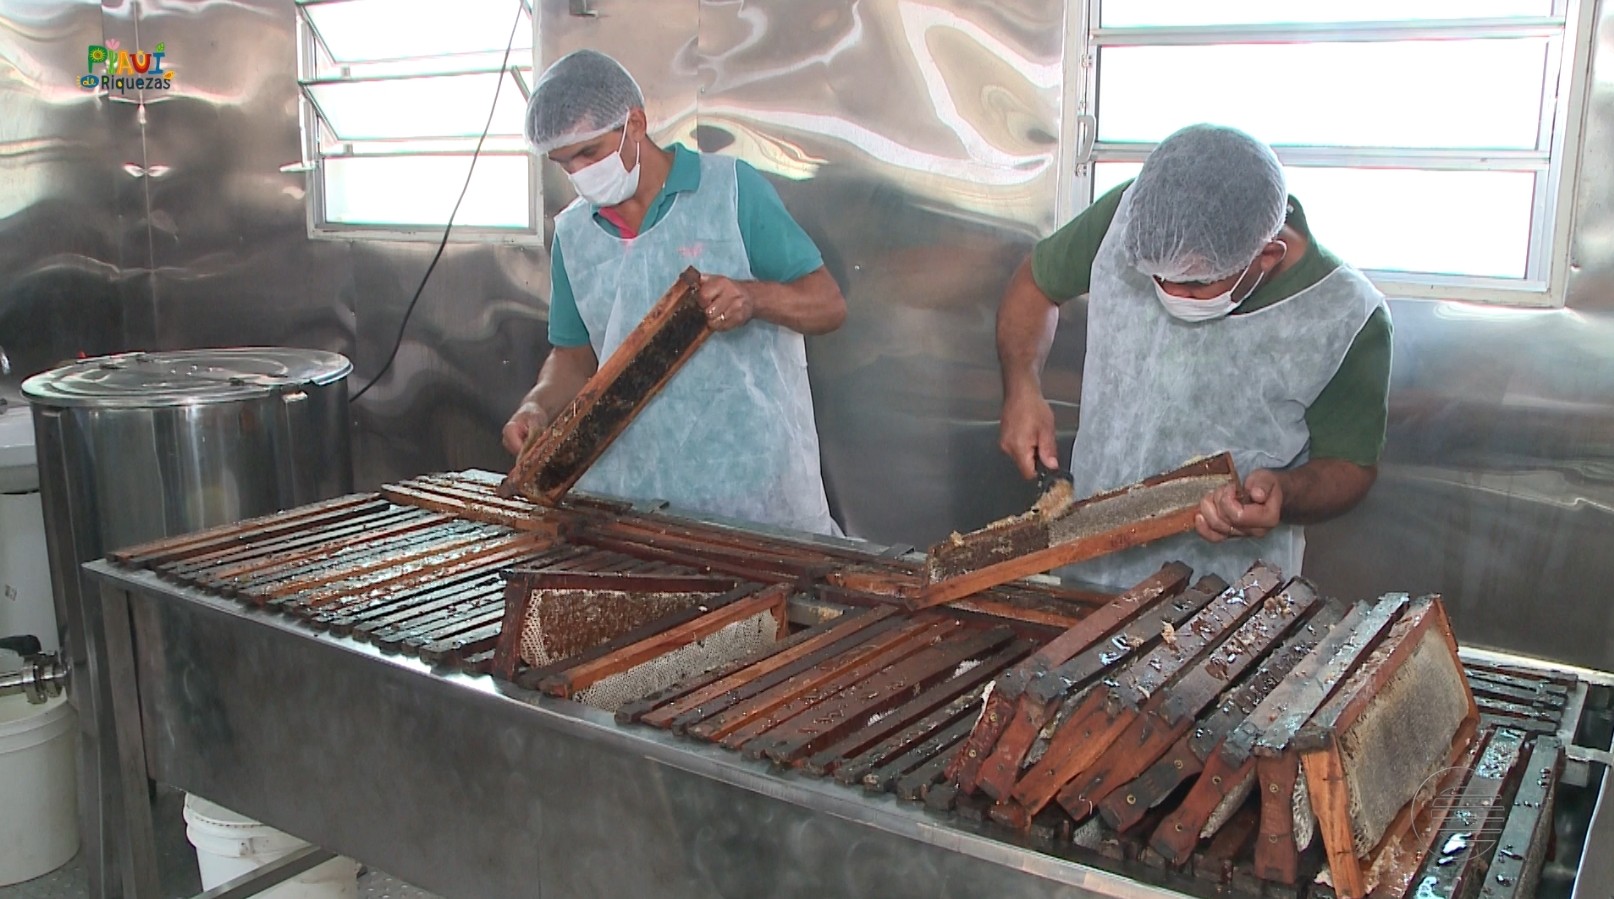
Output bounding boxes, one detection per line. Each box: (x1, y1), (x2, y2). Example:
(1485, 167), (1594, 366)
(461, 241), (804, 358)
(502, 50), (846, 535)
(997, 123), (1392, 588)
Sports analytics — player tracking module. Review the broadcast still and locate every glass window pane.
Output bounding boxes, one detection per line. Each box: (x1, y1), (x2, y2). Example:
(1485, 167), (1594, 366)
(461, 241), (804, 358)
(1089, 162), (1535, 279)
(323, 155), (530, 228)
(321, 134), (529, 156)
(1096, 40), (1547, 149)
(1102, 0), (1552, 28)
(305, 72), (527, 141)
(337, 55), (532, 80)
(1289, 168), (1534, 278)
(304, 0), (531, 63)
(1091, 161), (1142, 199)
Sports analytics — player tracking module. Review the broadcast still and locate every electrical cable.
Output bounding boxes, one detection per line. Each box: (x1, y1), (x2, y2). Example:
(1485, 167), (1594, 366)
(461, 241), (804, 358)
(350, 0), (527, 402)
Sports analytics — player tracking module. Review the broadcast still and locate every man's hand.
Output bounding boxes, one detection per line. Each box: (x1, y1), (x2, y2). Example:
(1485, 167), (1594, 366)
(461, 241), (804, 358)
(501, 401), (549, 457)
(1196, 468), (1284, 542)
(698, 275), (756, 332)
(999, 390), (1060, 480)
(996, 257), (1062, 480)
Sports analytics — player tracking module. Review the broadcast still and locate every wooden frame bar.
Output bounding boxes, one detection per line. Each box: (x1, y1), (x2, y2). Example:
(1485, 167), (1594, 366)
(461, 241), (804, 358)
(755, 627), (1021, 765)
(1053, 580), (1320, 822)
(107, 493), (384, 567)
(235, 522), (499, 598)
(381, 481), (570, 536)
(314, 544), (574, 625)
(672, 613), (915, 736)
(970, 574), (1228, 802)
(946, 564), (1196, 791)
(712, 620), (963, 751)
(278, 534), (556, 612)
(163, 506), (424, 582)
(1147, 595), (1406, 865)
(1474, 736), (1563, 899)
(1002, 567), (1284, 820)
(628, 606), (898, 729)
(1099, 601), (1345, 833)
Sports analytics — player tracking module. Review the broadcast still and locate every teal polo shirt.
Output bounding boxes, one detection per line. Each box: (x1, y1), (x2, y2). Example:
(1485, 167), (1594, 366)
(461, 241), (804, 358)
(547, 143), (825, 348)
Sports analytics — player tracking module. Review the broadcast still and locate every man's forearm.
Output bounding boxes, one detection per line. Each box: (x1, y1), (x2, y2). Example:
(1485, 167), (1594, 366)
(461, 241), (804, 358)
(748, 268), (846, 335)
(522, 347), (597, 421)
(997, 259), (1060, 398)
(1275, 458), (1378, 524)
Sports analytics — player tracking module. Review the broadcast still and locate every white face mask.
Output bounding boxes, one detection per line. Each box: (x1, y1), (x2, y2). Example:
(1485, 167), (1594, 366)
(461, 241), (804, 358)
(1151, 256), (1268, 323)
(568, 128), (640, 207)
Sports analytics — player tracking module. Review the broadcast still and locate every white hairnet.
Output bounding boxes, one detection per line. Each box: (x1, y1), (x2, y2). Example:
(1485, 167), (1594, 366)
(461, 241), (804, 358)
(523, 49), (644, 154)
(1125, 124), (1287, 283)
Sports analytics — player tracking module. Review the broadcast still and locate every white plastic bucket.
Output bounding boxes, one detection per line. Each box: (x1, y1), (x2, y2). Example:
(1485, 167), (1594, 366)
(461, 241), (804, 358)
(0, 691), (78, 886)
(0, 489), (58, 654)
(0, 397), (57, 656)
(183, 795), (360, 899)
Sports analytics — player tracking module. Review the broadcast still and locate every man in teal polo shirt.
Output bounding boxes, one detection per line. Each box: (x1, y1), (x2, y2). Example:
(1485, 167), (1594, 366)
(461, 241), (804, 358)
(997, 123), (1392, 588)
(502, 49), (846, 535)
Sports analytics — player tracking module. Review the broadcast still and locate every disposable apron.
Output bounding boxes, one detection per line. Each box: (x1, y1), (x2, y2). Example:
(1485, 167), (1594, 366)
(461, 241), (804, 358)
(1065, 189), (1386, 590)
(554, 153), (836, 535)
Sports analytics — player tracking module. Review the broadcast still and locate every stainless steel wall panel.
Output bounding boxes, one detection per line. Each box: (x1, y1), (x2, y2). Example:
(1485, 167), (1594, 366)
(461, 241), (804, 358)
(135, 0), (354, 353)
(0, 0), (131, 385)
(98, 0), (161, 351)
(1567, 6), (1614, 316)
(1306, 301), (1614, 666)
(345, 240), (547, 487)
(691, 0), (1072, 540)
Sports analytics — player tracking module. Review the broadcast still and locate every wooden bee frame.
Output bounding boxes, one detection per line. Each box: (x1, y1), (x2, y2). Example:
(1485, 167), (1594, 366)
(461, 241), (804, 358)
(500, 267), (712, 505)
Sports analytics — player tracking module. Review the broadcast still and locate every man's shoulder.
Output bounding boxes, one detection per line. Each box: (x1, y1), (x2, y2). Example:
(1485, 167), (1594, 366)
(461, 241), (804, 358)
(681, 146), (737, 171)
(554, 197), (591, 229)
(680, 148), (758, 200)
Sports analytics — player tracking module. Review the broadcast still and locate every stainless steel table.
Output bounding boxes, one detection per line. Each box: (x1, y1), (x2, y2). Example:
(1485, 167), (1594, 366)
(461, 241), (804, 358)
(91, 561), (1212, 899)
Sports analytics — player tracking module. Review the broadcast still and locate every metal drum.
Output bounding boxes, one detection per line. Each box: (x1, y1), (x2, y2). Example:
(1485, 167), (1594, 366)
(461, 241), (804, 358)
(23, 347), (352, 898)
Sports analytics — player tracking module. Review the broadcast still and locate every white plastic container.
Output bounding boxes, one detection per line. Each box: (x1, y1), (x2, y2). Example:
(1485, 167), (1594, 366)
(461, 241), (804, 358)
(0, 692), (78, 886)
(183, 795), (360, 899)
(0, 396), (57, 654)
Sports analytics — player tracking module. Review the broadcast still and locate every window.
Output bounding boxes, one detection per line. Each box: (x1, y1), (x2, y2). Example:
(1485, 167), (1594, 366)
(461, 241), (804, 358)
(1067, 0), (1597, 305)
(294, 0), (538, 239)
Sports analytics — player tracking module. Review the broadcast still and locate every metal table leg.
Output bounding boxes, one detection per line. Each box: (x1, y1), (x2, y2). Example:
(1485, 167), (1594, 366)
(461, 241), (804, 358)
(101, 581), (163, 899)
(83, 591), (127, 899)
(38, 411), (125, 897)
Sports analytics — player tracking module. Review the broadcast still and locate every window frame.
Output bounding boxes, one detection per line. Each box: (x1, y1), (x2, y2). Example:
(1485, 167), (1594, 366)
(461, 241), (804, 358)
(1058, 0), (1598, 307)
(292, 0), (544, 245)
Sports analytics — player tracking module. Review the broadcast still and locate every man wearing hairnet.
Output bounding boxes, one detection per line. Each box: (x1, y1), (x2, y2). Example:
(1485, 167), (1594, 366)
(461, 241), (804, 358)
(502, 50), (846, 535)
(996, 124), (1391, 589)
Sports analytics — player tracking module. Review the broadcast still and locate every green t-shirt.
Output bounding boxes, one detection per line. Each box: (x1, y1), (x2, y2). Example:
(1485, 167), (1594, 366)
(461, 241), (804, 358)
(1031, 181), (1393, 467)
(547, 144), (825, 348)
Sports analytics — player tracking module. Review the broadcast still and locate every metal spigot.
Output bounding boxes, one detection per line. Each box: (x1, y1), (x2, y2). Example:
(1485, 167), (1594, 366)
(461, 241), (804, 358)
(0, 653), (68, 704)
(0, 636), (69, 704)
